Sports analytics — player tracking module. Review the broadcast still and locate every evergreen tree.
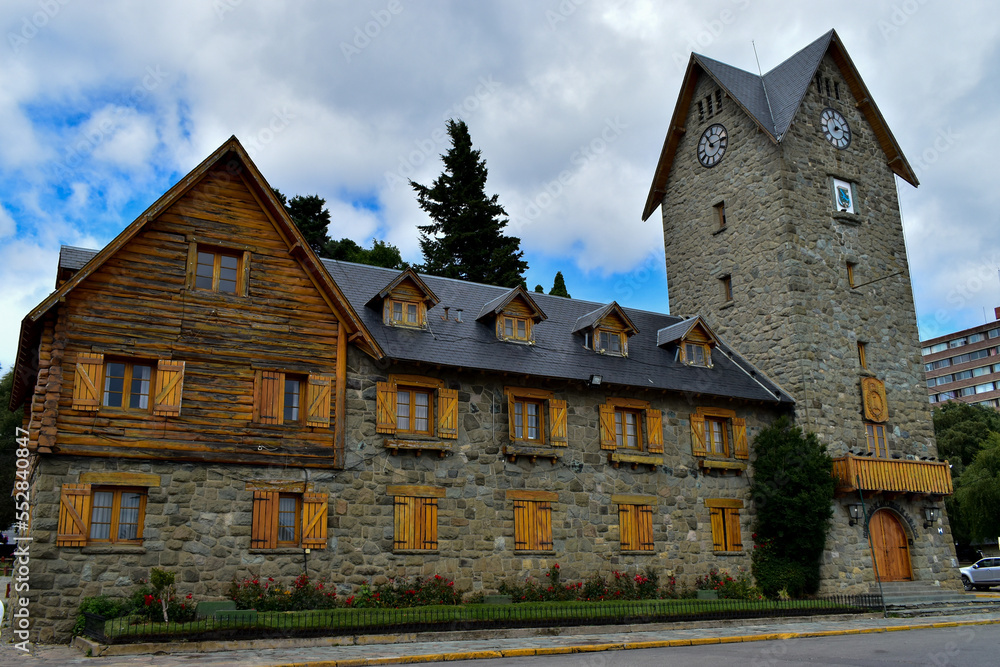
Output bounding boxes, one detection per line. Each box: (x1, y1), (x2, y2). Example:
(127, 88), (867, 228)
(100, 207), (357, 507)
(533, 284), (544, 293)
(410, 119), (527, 287)
(325, 238), (407, 270)
(273, 190), (331, 254)
(955, 434), (1000, 542)
(549, 271), (571, 298)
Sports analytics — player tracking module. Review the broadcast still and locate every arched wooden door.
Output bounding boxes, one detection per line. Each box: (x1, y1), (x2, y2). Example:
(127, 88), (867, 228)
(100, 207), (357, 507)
(869, 510), (912, 581)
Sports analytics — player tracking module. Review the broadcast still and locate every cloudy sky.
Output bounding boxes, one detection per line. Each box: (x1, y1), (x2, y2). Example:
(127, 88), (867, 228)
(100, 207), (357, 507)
(1, 0), (998, 372)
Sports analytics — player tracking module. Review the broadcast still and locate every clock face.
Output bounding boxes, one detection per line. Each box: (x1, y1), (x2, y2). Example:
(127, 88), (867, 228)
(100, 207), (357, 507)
(697, 123), (728, 167)
(821, 108), (851, 149)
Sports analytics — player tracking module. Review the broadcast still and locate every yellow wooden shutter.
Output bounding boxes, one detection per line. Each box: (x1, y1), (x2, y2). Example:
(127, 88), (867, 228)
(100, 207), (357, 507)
(507, 392), (518, 440)
(690, 414), (707, 457)
(599, 404), (616, 450)
(709, 507), (724, 551)
(420, 497), (438, 550)
(645, 408), (664, 453)
(300, 492), (328, 549)
(153, 359), (185, 416)
(438, 387), (458, 439)
(394, 496), (413, 549)
(639, 505), (654, 551)
(57, 483), (92, 547)
(73, 353), (104, 411)
(619, 504), (636, 550)
(549, 399), (567, 446)
(306, 374), (333, 428)
(537, 501), (553, 550)
(733, 417), (749, 459)
(255, 371), (283, 425)
(513, 499), (529, 550)
(725, 508), (743, 550)
(376, 381), (397, 434)
(251, 490), (278, 549)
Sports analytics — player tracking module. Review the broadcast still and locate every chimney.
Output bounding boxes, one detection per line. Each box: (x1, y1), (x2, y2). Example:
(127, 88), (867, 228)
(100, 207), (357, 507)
(443, 307), (450, 320)
(995, 306), (1000, 321)
(455, 309), (463, 323)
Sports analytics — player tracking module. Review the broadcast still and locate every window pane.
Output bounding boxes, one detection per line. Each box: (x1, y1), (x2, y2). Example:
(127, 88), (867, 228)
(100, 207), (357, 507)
(414, 391), (429, 431)
(393, 302), (402, 321)
(600, 332), (609, 350)
(625, 412), (638, 448)
(517, 319), (527, 339)
(609, 334), (621, 354)
(615, 411), (624, 447)
(196, 252), (215, 289)
(104, 363), (126, 407)
(514, 401), (523, 439)
(118, 493), (141, 540)
(407, 303), (418, 323)
(526, 402), (539, 440)
(218, 255), (238, 294)
(90, 491), (114, 540)
(396, 390), (410, 431)
(974, 366), (990, 377)
(505, 319), (514, 337)
(284, 378), (300, 421)
(278, 496), (296, 542)
(129, 364), (151, 409)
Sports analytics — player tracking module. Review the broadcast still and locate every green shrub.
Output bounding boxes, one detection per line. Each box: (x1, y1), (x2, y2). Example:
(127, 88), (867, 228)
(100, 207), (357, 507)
(344, 575), (463, 608)
(228, 574), (337, 611)
(73, 595), (131, 636)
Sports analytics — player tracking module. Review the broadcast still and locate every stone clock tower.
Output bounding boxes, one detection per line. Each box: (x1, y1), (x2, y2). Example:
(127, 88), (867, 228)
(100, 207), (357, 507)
(644, 30), (960, 591)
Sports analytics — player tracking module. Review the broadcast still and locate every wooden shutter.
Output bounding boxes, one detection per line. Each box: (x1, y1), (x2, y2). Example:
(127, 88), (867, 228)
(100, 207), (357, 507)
(57, 483), (92, 546)
(255, 371), (283, 424)
(619, 504), (636, 551)
(251, 490), (279, 549)
(690, 413), (707, 457)
(507, 393), (518, 440)
(733, 417), (749, 459)
(645, 408), (664, 453)
(709, 507), (724, 551)
(513, 499), (552, 551)
(549, 399), (567, 446)
(536, 501), (553, 550)
(725, 508), (743, 550)
(376, 381), (397, 434)
(306, 374), (333, 427)
(437, 387), (458, 439)
(513, 499), (529, 550)
(395, 496), (438, 550)
(153, 359), (185, 416)
(300, 492), (328, 549)
(73, 353), (104, 411)
(419, 497), (438, 550)
(394, 496), (414, 549)
(638, 505), (654, 550)
(599, 404), (617, 450)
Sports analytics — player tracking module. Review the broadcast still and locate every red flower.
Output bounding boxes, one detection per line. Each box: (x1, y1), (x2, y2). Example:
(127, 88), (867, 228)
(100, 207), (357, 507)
(186, 594), (192, 599)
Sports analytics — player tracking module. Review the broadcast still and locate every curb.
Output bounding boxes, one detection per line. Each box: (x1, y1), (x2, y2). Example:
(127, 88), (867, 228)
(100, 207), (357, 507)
(262, 618), (1000, 667)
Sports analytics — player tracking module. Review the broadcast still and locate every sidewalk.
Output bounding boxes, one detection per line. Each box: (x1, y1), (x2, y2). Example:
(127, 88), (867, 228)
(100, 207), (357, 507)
(2, 610), (999, 666)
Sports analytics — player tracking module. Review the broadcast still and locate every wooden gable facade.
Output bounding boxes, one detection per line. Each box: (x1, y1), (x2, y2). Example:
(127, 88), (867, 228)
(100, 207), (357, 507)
(14, 137), (377, 470)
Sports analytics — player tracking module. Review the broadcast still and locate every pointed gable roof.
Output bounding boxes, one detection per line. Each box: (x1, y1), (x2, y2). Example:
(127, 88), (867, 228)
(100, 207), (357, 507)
(10, 136), (383, 409)
(365, 267), (440, 310)
(572, 301), (639, 336)
(476, 285), (547, 323)
(643, 29), (918, 221)
(656, 316), (720, 348)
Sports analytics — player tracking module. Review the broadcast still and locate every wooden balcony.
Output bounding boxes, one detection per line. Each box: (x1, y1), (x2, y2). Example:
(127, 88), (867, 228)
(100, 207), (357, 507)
(831, 455), (953, 497)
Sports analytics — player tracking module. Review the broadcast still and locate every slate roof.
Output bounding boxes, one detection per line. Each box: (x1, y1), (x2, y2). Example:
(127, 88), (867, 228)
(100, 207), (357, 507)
(54, 247), (792, 404)
(59, 245), (98, 271)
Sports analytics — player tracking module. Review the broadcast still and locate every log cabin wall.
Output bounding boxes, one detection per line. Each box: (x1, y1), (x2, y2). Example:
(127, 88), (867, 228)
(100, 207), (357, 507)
(49, 162), (343, 468)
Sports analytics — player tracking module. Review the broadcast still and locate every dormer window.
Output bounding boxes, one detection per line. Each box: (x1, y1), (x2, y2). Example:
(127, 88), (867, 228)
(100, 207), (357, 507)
(657, 316), (718, 369)
(478, 286), (547, 345)
(502, 315), (531, 342)
(574, 302), (638, 359)
(368, 268), (440, 331)
(389, 299), (423, 327)
(682, 342), (710, 367)
(597, 329), (624, 356)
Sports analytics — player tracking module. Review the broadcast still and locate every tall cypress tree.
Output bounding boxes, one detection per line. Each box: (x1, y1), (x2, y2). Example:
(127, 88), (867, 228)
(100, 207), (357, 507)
(410, 119), (527, 287)
(549, 271), (571, 298)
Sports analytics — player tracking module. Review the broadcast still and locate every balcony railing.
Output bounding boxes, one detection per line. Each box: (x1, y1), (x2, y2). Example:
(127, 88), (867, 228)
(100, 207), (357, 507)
(831, 455), (953, 496)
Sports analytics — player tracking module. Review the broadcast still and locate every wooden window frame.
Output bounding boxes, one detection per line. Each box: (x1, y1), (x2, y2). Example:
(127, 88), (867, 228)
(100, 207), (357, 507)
(254, 371), (333, 427)
(276, 493), (301, 547)
(618, 503), (654, 552)
(858, 341), (867, 369)
(614, 407), (644, 451)
(865, 422), (889, 458)
(389, 486), (444, 551)
(595, 328), (625, 356)
(714, 201), (727, 229)
(681, 341), (711, 367)
(500, 315), (532, 342)
(101, 359), (155, 414)
(189, 243), (250, 296)
(87, 486), (147, 545)
(377, 375), (457, 440)
(396, 386), (434, 436)
(509, 491), (556, 552)
(386, 298), (425, 328)
(250, 487), (328, 550)
(599, 397), (663, 454)
(705, 416), (729, 456)
(721, 275), (733, 302)
(512, 397), (545, 443)
(504, 387), (566, 447)
(707, 500), (743, 552)
(689, 407), (748, 460)
(847, 261), (857, 288)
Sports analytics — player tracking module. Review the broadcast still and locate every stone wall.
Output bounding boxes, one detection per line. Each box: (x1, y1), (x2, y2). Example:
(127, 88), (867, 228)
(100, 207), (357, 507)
(25, 347), (782, 641)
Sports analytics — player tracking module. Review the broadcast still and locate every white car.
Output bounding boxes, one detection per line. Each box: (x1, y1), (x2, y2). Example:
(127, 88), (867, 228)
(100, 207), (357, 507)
(960, 558), (1000, 591)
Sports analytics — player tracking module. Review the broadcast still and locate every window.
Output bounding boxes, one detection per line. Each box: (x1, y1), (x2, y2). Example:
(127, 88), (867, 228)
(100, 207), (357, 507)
(714, 201), (727, 229)
(250, 487), (328, 550)
(195, 248), (241, 294)
(618, 503), (654, 551)
(721, 275), (733, 302)
(857, 342), (867, 369)
(376, 375), (458, 440)
(930, 342), (948, 353)
(865, 423), (888, 457)
(989, 329), (1000, 339)
(501, 315), (532, 342)
(254, 371), (333, 427)
(969, 333), (985, 344)
(960, 386), (976, 397)
(388, 299), (423, 327)
(682, 341), (711, 367)
(505, 388), (567, 448)
(949, 337), (967, 349)
(707, 500), (743, 552)
(847, 262), (857, 288)
(89, 488), (146, 543)
(596, 329), (624, 355)
(103, 360), (153, 411)
(397, 387), (432, 435)
(72, 354), (185, 417)
(976, 382), (995, 394)
(389, 486), (444, 551)
(599, 398), (664, 454)
(954, 370), (973, 381)
(689, 407), (749, 460)
(508, 491), (556, 552)
(56, 474), (159, 547)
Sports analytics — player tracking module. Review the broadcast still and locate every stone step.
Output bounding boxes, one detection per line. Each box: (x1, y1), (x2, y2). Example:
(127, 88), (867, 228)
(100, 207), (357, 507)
(889, 602), (1000, 618)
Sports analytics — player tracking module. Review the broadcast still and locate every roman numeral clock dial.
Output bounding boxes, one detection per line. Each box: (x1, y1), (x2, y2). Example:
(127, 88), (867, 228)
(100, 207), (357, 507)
(697, 123), (728, 167)
(821, 108), (851, 149)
